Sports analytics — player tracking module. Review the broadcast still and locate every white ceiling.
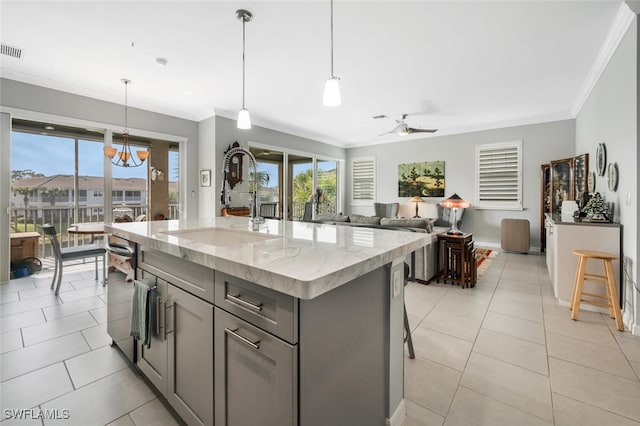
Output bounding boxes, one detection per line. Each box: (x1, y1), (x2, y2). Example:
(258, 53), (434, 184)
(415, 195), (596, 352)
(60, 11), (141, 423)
(0, 1), (625, 147)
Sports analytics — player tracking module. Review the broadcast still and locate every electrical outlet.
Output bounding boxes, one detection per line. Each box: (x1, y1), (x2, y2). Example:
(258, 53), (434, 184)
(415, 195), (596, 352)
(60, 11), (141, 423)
(393, 270), (402, 298)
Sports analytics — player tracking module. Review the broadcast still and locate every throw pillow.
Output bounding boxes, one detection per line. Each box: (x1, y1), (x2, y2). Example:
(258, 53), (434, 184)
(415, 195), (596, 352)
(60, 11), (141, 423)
(380, 218), (427, 230)
(317, 213), (350, 222)
(349, 214), (381, 225)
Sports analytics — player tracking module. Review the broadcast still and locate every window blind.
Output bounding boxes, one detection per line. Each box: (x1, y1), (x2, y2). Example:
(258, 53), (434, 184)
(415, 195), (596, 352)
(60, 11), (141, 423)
(476, 141), (522, 209)
(351, 157), (375, 203)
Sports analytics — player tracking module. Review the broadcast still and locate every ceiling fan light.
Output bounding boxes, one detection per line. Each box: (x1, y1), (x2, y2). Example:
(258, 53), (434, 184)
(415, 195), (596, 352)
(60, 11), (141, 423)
(323, 77), (341, 106)
(237, 108), (251, 129)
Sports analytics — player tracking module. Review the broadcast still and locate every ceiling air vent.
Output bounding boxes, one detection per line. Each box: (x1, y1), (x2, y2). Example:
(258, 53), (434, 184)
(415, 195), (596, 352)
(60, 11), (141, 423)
(1, 44), (23, 59)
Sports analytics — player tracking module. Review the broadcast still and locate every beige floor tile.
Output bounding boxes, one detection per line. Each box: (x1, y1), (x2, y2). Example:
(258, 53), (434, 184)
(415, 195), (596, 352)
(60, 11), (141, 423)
(81, 323), (112, 349)
(0, 294), (61, 318)
(631, 361), (640, 379)
(0, 292), (20, 304)
(69, 276), (107, 290)
(492, 288), (543, 307)
(481, 311), (545, 345)
(549, 357), (640, 422)
(444, 386), (553, 426)
(0, 363), (73, 411)
(405, 297), (436, 320)
(433, 299), (488, 321)
(18, 283), (74, 300)
(42, 296), (106, 321)
(547, 331), (636, 380)
(544, 313), (617, 347)
(408, 313), (422, 332)
(89, 306), (108, 324)
(553, 392), (640, 426)
(0, 330), (23, 354)
(129, 399), (179, 426)
(57, 285), (106, 303)
(405, 356), (461, 416)
(0, 332), (90, 381)
(22, 312), (97, 346)
(406, 282), (449, 303)
(0, 417), (44, 425)
(411, 327), (473, 371)
(420, 309), (482, 342)
(0, 279), (36, 295)
(544, 303), (606, 325)
(41, 368), (155, 425)
(106, 415), (135, 426)
(488, 298), (543, 323)
(0, 309), (46, 333)
(473, 329), (548, 375)
(499, 270), (541, 286)
(460, 352), (553, 422)
(617, 335), (640, 363)
(404, 400), (444, 426)
(65, 346), (130, 388)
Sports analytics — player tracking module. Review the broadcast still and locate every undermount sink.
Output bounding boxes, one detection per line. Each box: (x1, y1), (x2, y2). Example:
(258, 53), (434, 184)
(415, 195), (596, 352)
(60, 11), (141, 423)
(161, 227), (280, 246)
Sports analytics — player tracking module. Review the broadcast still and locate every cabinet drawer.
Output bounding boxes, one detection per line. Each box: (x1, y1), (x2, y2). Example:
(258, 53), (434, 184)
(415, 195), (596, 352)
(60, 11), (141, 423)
(215, 271), (298, 344)
(138, 247), (214, 304)
(214, 307), (297, 426)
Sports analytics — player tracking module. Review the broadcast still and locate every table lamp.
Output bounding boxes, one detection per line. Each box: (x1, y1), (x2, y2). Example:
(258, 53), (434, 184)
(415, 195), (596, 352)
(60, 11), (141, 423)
(440, 193), (471, 235)
(410, 196), (424, 218)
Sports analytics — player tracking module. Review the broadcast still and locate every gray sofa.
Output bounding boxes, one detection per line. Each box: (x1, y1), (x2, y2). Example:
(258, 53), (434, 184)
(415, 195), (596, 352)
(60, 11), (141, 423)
(312, 213), (450, 282)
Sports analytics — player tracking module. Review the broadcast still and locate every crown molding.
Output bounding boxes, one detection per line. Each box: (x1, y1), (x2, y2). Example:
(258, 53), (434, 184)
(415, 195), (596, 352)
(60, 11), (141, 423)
(571, 3), (636, 117)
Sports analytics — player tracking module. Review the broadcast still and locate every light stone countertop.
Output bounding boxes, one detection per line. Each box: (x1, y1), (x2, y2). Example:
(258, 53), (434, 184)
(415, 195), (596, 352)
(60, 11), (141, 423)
(105, 217), (430, 300)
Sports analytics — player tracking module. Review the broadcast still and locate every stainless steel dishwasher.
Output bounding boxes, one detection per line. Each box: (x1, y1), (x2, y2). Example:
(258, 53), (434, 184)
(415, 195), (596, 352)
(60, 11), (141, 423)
(105, 237), (137, 363)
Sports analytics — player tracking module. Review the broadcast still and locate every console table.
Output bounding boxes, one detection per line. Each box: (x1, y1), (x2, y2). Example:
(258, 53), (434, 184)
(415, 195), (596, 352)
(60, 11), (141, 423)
(436, 233), (476, 288)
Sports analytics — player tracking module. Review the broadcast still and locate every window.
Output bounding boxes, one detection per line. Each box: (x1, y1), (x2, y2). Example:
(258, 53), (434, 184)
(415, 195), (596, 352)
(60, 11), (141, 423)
(351, 157), (375, 205)
(476, 141), (522, 210)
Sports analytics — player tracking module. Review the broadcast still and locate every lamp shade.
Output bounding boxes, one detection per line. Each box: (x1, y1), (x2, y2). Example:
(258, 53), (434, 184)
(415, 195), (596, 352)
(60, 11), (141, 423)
(440, 193), (471, 209)
(323, 77), (341, 106)
(237, 108), (251, 129)
(409, 196), (424, 203)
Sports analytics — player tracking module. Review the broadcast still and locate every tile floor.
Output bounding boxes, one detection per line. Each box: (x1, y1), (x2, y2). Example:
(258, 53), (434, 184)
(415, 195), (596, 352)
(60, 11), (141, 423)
(404, 251), (640, 426)
(1, 252), (639, 425)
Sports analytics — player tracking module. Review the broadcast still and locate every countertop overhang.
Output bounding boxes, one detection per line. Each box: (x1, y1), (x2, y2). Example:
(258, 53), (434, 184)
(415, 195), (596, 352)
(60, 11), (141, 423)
(105, 217), (430, 300)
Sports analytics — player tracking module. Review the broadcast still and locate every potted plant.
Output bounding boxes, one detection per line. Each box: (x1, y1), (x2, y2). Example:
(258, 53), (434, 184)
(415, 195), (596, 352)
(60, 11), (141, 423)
(582, 192), (609, 221)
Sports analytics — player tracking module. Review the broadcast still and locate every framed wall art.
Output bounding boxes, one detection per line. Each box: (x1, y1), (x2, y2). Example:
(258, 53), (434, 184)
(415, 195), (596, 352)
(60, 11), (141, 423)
(398, 161), (445, 197)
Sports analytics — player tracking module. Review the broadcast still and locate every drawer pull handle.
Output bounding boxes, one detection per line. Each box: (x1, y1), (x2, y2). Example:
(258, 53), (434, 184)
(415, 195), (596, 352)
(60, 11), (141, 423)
(224, 327), (260, 350)
(227, 293), (263, 312)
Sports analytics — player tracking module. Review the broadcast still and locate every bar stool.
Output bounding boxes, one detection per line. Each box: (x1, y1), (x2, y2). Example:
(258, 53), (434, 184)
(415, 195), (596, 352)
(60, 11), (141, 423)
(570, 250), (623, 331)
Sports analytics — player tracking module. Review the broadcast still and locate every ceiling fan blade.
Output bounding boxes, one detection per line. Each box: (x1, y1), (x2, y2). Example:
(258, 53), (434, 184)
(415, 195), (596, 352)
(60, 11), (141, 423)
(373, 115), (389, 120)
(407, 128), (438, 134)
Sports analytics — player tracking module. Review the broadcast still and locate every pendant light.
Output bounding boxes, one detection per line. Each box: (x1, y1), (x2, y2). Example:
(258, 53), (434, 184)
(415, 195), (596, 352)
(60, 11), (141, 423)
(236, 9), (253, 129)
(103, 79), (149, 167)
(323, 0), (341, 106)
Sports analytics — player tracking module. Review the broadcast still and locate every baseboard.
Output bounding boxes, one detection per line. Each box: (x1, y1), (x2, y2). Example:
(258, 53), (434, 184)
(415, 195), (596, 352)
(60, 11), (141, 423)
(386, 399), (406, 426)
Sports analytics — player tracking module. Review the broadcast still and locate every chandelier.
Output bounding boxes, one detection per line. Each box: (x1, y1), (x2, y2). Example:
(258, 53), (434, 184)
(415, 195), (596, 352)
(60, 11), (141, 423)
(103, 79), (149, 167)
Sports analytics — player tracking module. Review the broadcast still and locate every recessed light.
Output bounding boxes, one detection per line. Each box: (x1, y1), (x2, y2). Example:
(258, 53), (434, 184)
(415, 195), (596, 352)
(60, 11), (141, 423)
(44, 125), (55, 130)
(184, 91), (193, 96)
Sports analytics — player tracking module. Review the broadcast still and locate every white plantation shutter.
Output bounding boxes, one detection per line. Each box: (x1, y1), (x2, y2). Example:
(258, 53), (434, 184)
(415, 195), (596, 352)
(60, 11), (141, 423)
(351, 157), (375, 204)
(476, 141), (523, 210)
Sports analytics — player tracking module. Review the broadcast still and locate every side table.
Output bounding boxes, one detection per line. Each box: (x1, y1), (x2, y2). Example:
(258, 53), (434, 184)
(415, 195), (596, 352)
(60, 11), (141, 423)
(436, 232), (476, 288)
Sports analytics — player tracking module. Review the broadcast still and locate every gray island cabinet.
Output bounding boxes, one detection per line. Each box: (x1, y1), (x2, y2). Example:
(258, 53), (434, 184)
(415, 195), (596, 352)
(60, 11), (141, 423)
(106, 217), (428, 426)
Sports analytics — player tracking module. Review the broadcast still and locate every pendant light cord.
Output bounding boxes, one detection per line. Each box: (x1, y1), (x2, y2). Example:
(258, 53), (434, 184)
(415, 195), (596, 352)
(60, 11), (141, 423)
(124, 80), (129, 133)
(242, 16), (246, 109)
(330, 0), (334, 78)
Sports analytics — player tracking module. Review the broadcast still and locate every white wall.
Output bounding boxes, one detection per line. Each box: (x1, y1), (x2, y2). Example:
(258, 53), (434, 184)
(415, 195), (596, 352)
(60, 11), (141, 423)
(576, 16), (638, 333)
(346, 120), (576, 249)
(198, 116), (216, 218)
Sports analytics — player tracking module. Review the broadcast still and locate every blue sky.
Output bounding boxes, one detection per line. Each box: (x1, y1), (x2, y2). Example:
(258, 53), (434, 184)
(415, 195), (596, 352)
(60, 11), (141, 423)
(11, 132), (178, 180)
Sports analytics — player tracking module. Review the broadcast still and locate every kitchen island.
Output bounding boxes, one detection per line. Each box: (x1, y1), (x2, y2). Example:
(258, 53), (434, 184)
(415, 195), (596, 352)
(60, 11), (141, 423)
(105, 216), (429, 426)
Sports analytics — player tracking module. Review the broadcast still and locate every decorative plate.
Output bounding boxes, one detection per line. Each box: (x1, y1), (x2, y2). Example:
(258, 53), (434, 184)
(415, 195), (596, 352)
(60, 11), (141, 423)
(596, 143), (607, 176)
(587, 171), (596, 193)
(607, 162), (618, 192)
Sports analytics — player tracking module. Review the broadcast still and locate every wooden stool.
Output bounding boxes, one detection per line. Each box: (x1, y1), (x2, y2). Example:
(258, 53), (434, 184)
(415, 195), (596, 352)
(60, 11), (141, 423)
(570, 250), (623, 331)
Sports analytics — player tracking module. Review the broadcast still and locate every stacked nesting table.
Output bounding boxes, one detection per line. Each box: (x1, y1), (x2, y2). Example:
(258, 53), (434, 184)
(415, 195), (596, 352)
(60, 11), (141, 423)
(436, 232), (477, 288)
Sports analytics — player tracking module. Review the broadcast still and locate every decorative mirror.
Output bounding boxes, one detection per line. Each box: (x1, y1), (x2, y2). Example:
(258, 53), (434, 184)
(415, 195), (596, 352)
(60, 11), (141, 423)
(224, 141), (244, 189)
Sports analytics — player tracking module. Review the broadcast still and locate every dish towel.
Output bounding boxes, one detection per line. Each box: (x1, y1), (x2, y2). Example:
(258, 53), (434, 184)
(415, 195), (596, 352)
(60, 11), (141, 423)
(130, 278), (156, 348)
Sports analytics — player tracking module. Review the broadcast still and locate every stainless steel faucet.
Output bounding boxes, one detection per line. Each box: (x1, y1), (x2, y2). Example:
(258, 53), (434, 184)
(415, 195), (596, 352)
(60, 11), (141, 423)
(221, 146), (264, 226)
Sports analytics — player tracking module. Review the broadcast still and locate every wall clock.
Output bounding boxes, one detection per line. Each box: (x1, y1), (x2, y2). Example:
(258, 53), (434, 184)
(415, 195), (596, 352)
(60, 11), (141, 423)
(587, 171), (596, 193)
(607, 162), (618, 192)
(596, 143), (607, 176)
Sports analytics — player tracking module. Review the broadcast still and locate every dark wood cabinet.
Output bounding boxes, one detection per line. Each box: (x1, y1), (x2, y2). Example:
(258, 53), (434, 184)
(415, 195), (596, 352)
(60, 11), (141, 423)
(540, 153), (588, 252)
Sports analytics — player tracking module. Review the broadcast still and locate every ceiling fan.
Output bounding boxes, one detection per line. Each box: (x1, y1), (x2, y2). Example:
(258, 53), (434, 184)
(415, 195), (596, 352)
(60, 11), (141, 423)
(374, 114), (437, 136)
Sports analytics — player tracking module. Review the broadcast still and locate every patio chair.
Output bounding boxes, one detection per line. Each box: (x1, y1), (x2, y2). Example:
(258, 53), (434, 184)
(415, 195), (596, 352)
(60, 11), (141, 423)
(42, 224), (106, 295)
